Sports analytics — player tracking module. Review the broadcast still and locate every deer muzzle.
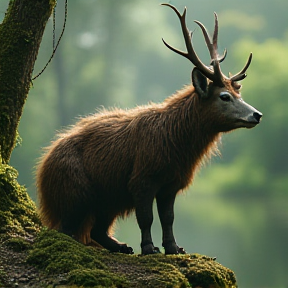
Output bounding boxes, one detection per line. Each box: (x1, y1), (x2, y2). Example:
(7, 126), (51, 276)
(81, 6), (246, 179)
(238, 103), (262, 128)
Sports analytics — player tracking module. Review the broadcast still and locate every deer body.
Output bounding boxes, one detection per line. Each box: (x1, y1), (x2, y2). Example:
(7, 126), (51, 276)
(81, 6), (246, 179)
(37, 4), (262, 254)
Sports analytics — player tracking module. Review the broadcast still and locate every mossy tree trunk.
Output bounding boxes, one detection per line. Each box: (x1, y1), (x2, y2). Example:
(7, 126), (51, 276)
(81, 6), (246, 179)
(0, 0), (56, 237)
(0, 0), (56, 164)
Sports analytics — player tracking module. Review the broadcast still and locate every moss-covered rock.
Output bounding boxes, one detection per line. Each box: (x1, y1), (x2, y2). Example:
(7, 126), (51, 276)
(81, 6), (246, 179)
(26, 229), (237, 288)
(3, 236), (31, 252)
(68, 268), (128, 288)
(27, 229), (107, 274)
(0, 163), (41, 239)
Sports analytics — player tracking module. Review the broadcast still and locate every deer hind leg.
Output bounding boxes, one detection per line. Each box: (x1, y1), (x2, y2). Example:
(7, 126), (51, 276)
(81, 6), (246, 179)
(74, 215), (95, 245)
(59, 211), (94, 244)
(90, 211), (133, 254)
(61, 215), (104, 249)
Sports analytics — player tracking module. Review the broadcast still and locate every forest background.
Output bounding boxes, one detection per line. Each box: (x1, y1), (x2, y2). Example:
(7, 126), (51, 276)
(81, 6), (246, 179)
(0, 0), (287, 287)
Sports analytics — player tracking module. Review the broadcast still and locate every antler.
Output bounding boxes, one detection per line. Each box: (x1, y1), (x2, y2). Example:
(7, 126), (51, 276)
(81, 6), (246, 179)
(162, 4), (252, 86)
(230, 52), (252, 81)
(162, 3), (225, 86)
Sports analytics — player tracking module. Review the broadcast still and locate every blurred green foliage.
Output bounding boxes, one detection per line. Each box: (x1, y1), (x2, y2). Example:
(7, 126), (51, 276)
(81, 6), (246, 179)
(1, 0), (287, 287)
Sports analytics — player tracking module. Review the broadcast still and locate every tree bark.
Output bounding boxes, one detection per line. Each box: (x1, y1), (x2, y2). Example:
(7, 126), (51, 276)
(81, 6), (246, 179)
(0, 0), (55, 261)
(0, 0), (56, 164)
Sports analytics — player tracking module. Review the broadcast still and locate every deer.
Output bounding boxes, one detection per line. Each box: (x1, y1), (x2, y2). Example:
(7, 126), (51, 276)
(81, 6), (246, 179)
(36, 4), (262, 255)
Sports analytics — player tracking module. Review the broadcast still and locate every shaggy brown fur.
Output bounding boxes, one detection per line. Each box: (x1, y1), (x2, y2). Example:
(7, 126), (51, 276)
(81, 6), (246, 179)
(37, 71), (261, 254)
(36, 84), (223, 251)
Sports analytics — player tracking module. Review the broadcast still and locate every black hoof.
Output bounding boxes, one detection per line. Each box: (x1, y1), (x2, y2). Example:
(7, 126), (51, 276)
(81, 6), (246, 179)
(177, 246), (186, 254)
(118, 244), (134, 254)
(141, 243), (161, 255)
(164, 243), (186, 255)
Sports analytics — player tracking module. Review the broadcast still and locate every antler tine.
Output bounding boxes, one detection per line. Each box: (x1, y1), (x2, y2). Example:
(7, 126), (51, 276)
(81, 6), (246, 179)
(218, 48), (227, 63)
(162, 38), (188, 59)
(212, 12), (218, 51)
(194, 13), (221, 62)
(194, 16), (224, 85)
(161, 4), (191, 60)
(230, 52), (253, 81)
(212, 13), (228, 65)
(194, 20), (216, 60)
(161, 4), (192, 60)
(161, 3), (184, 20)
(161, 3), (214, 80)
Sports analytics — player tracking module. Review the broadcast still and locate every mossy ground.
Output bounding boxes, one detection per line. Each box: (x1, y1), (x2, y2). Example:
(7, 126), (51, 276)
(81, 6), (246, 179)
(0, 163), (237, 288)
(23, 229), (237, 288)
(1, 225), (238, 288)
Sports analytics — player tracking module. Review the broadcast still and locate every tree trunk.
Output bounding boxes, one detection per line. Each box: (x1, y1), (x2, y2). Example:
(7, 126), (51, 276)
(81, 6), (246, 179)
(0, 0), (56, 164)
(0, 0), (55, 265)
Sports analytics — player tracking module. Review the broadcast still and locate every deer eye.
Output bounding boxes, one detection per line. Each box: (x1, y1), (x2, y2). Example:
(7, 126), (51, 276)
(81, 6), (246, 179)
(219, 92), (232, 102)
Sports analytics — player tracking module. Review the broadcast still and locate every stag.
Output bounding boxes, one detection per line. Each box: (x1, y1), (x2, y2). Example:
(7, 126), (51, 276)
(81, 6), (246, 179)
(36, 4), (262, 255)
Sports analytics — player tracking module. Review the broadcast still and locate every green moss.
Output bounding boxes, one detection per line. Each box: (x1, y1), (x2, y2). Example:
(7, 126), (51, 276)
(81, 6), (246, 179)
(172, 255), (237, 288)
(27, 229), (237, 288)
(0, 163), (41, 237)
(4, 236), (31, 252)
(27, 229), (106, 274)
(68, 269), (127, 288)
(27, 229), (128, 287)
(119, 254), (189, 288)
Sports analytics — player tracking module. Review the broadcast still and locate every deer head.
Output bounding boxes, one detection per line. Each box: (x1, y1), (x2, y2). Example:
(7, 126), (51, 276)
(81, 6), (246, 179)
(162, 4), (262, 131)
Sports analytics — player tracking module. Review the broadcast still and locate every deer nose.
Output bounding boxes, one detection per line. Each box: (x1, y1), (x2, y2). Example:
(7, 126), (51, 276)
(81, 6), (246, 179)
(253, 111), (262, 123)
(253, 112), (262, 123)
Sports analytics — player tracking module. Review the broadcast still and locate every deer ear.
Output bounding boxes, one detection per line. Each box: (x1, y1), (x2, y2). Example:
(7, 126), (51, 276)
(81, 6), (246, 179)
(192, 68), (208, 98)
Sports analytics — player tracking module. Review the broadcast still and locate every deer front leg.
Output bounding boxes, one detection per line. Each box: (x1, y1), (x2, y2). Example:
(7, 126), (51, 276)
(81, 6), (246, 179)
(156, 191), (186, 254)
(133, 184), (160, 255)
